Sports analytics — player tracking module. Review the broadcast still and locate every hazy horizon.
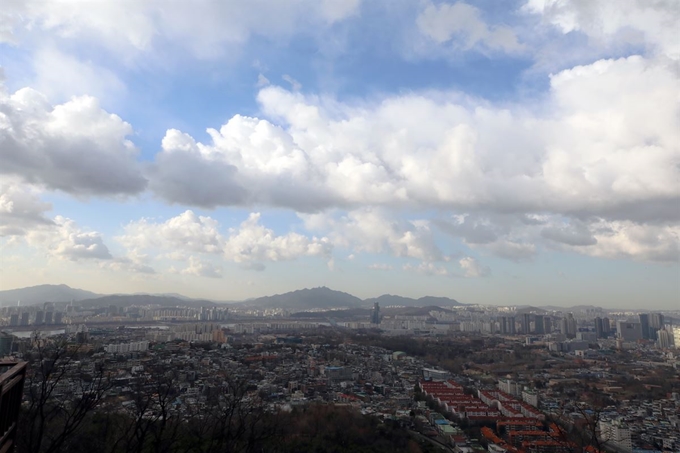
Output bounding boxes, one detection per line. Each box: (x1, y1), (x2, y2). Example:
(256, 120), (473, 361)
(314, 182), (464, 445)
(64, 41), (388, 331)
(1, 1), (678, 310)
(0, 282), (676, 312)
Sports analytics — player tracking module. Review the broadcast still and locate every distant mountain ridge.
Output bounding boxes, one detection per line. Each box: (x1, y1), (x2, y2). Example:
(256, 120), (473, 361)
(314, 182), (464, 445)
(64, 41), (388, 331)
(0, 284), (464, 310)
(0, 284), (101, 305)
(364, 294), (462, 307)
(239, 287), (363, 310)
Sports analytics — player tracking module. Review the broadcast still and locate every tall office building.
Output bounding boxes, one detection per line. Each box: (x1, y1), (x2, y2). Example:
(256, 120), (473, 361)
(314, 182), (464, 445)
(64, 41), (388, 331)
(9, 314), (18, 326)
(617, 320), (643, 342)
(54, 312), (64, 324)
(595, 317), (604, 339)
(639, 314), (650, 339)
(34, 310), (44, 325)
(45, 311), (54, 325)
(20, 312), (29, 326)
(522, 314), (532, 334)
(371, 302), (380, 324)
(602, 317), (611, 336)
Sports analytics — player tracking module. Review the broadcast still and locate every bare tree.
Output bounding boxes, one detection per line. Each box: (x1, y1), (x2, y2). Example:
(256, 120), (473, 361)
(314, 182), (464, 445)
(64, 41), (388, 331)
(179, 375), (282, 453)
(546, 400), (609, 453)
(17, 333), (111, 453)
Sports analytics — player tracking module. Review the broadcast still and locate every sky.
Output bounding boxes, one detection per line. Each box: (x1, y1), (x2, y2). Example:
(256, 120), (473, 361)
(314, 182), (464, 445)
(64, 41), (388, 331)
(0, 0), (678, 309)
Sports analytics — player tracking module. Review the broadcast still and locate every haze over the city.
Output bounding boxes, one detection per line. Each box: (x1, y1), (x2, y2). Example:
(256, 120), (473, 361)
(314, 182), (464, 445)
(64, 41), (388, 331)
(0, 1), (678, 309)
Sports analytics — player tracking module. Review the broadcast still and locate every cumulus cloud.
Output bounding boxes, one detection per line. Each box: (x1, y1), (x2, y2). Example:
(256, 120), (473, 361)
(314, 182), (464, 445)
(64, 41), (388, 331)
(181, 256), (222, 278)
(0, 85), (146, 196)
(435, 214), (500, 245)
(301, 209), (446, 263)
(224, 213), (332, 267)
(403, 262), (450, 276)
(119, 210), (223, 255)
(0, 180), (53, 236)
(541, 220), (597, 246)
(1, 0), (361, 59)
(119, 210), (333, 270)
(144, 54), (679, 266)
(26, 216), (112, 261)
(103, 256), (156, 275)
(417, 1), (523, 53)
(524, 0), (680, 60)
(548, 219), (679, 263)
(459, 256), (490, 278)
(149, 56), (679, 232)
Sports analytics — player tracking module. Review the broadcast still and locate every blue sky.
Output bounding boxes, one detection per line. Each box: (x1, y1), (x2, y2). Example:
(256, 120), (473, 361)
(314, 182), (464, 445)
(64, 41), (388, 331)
(0, 0), (678, 308)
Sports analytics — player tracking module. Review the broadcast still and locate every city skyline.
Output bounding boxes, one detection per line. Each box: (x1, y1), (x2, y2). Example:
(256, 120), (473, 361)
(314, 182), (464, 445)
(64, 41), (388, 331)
(1, 1), (678, 309)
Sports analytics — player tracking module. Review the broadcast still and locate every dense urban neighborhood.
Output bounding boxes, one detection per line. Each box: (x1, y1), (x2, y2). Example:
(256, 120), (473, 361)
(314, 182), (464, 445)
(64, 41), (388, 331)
(0, 286), (678, 453)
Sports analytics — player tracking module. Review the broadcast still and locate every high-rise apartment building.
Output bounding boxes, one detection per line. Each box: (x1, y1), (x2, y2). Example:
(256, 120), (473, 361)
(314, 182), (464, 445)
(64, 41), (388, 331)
(543, 316), (552, 334)
(500, 316), (516, 334)
(534, 315), (545, 334)
(657, 329), (673, 349)
(649, 313), (665, 340)
(561, 313), (577, 339)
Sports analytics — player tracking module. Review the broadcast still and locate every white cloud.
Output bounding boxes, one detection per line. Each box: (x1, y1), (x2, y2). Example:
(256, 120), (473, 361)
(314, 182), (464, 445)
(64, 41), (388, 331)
(417, 1), (524, 53)
(119, 210), (223, 255)
(256, 73), (270, 87)
(32, 46), (127, 103)
(546, 219), (679, 263)
(0, 180), (53, 236)
(2, 0), (361, 59)
(541, 220), (597, 246)
(144, 54), (680, 264)
(403, 262), (450, 276)
(103, 256), (156, 275)
(524, 0), (680, 60)
(181, 256), (222, 278)
(150, 56), (679, 232)
(301, 209), (446, 263)
(26, 216), (112, 261)
(282, 74), (302, 91)
(0, 84), (146, 196)
(119, 210), (333, 270)
(224, 213), (332, 267)
(368, 263), (393, 271)
(459, 256), (490, 278)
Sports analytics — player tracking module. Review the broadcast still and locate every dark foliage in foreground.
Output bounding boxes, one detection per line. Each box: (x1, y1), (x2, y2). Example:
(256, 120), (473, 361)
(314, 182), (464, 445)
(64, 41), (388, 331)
(15, 336), (425, 453)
